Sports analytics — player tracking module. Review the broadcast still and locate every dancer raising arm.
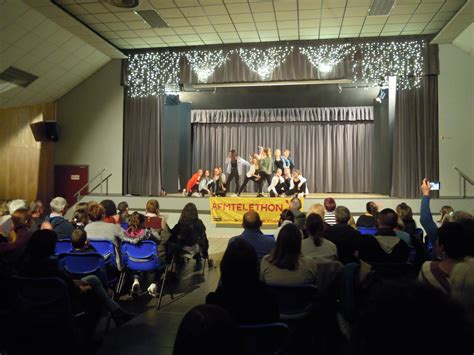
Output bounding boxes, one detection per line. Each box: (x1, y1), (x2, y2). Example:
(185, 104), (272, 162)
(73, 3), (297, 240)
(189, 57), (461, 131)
(237, 156), (263, 197)
(225, 150), (250, 196)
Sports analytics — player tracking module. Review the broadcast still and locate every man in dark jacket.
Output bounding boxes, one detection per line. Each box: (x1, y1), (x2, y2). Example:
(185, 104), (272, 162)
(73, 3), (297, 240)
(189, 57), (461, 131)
(322, 206), (361, 264)
(45, 197), (74, 240)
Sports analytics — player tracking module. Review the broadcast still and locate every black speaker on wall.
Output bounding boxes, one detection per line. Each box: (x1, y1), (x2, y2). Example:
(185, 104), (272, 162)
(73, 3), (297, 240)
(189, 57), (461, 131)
(30, 121), (59, 142)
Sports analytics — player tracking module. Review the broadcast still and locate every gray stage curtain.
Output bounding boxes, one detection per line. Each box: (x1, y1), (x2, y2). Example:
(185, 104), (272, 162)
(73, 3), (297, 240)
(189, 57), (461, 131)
(123, 95), (164, 195)
(192, 107), (374, 193)
(391, 75), (439, 198)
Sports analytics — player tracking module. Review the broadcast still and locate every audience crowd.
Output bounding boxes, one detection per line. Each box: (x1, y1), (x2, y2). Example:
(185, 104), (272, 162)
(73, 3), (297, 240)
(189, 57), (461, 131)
(0, 178), (473, 354)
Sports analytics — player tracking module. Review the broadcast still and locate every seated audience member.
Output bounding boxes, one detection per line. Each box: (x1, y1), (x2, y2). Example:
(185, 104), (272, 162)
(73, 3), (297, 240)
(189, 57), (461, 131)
(268, 168), (287, 197)
(124, 212), (162, 296)
(20, 229), (134, 328)
(228, 211), (275, 261)
(145, 199), (168, 229)
(75, 202), (89, 212)
(117, 201), (130, 224)
(29, 200), (44, 232)
(356, 201), (378, 228)
(45, 197), (74, 239)
(85, 203), (125, 268)
(174, 305), (239, 355)
(419, 222), (474, 324)
(359, 208), (410, 263)
(438, 205), (454, 226)
(275, 209), (295, 240)
(198, 169), (212, 197)
(308, 203), (325, 220)
(323, 197), (337, 226)
(71, 228), (96, 253)
(169, 203), (209, 265)
(101, 199), (119, 224)
(206, 238), (279, 323)
(71, 209), (89, 230)
(348, 216), (357, 229)
(355, 280), (472, 355)
(396, 202), (417, 236)
(145, 199), (170, 261)
(0, 208), (32, 262)
(0, 199), (27, 237)
(260, 223), (318, 286)
(184, 169), (203, 197)
(322, 206), (361, 265)
(289, 196), (305, 230)
(302, 213), (337, 262)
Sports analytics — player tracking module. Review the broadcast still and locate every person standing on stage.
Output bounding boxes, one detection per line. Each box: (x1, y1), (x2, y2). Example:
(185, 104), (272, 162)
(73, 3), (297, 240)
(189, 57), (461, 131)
(185, 169), (203, 197)
(283, 149), (295, 172)
(225, 150), (250, 196)
(258, 148), (273, 196)
(273, 149), (290, 173)
(209, 167), (227, 197)
(199, 170), (212, 197)
(287, 169), (307, 198)
(268, 169), (287, 197)
(237, 156), (263, 197)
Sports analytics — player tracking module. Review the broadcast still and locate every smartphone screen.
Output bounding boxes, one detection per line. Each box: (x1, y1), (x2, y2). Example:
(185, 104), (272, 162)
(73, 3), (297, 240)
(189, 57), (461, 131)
(429, 181), (440, 190)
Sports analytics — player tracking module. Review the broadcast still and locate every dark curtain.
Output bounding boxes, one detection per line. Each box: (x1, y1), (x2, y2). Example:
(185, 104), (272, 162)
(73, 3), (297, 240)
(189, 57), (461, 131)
(123, 95), (164, 195)
(391, 75), (439, 198)
(192, 107), (374, 193)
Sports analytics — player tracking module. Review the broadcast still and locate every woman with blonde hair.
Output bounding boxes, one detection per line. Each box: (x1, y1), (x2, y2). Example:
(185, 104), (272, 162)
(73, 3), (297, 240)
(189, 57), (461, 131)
(273, 149), (290, 172)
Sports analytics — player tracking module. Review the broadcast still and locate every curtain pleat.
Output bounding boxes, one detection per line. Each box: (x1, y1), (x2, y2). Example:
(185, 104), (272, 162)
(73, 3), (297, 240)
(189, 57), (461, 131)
(391, 75), (439, 198)
(123, 95), (164, 195)
(192, 120), (374, 193)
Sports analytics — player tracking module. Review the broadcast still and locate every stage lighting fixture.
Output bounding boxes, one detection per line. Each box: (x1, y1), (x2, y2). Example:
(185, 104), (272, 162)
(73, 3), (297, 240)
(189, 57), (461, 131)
(319, 63), (333, 73)
(375, 89), (386, 103)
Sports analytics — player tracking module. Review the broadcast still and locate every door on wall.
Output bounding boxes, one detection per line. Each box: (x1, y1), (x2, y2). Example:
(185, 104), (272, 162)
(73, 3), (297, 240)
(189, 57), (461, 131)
(54, 165), (89, 206)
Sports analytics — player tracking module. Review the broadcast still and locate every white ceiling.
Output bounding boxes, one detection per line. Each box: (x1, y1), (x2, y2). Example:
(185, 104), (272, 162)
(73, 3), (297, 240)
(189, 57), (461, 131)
(0, 0), (470, 109)
(54, 0), (466, 49)
(0, 0), (115, 108)
(453, 22), (474, 55)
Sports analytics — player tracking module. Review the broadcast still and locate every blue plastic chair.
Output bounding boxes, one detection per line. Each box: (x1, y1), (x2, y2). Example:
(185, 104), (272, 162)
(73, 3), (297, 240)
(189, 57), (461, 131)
(118, 241), (172, 309)
(120, 223), (128, 230)
(54, 241), (72, 256)
(239, 322), (288, 355)
(88, 240), (116, 267)
(59, 252), (108, 285)
(357, 227), (378, 235)
(266, 284), (319, 320)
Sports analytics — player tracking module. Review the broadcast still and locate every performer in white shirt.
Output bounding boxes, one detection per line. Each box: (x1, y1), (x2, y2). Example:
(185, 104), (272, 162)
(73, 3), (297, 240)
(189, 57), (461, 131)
(237, 156), (263, 197)
(268, 169), (287, 197)
(287, 169), (308, 198)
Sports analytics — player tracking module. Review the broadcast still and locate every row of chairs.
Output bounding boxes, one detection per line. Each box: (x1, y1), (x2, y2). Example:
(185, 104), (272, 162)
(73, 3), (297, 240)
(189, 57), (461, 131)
(55, 239), (174, 310)
(357, 227), (424, 240)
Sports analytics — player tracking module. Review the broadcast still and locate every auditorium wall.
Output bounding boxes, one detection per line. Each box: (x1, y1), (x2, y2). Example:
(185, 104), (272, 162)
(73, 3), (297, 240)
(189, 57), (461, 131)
(0, 102), (55, 203)
(438, 44), (474, 197)
(55, 59), (123, 194)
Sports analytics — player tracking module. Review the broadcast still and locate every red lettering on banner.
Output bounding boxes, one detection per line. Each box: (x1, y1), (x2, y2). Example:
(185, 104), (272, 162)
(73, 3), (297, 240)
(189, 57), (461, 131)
(237, 204), (242, 211)
(276, 204), (283, 212)
(260, 204), (267, 211)
(248, 204), (254, 210)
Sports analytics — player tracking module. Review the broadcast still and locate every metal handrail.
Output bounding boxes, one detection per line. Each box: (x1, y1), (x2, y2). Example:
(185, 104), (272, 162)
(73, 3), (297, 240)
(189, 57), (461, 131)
(454, 166), (474, 198)
(73, 168), (106, 201)
(88, 173), (113, 197)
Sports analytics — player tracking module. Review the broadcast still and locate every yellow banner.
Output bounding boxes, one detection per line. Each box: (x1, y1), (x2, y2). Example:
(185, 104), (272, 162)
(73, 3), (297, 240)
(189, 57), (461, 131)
(209, 197), (304, 225)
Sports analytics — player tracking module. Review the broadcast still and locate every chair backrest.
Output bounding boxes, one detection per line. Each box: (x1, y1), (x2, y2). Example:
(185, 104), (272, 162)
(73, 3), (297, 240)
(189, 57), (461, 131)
(59, 253), (107, 283)
(414, 228), (424, 242)
(238, 322), (288, 355)
(88, 239), (115, 263)
(266, 284), (319, 320)
(315, 260), (344, 294)
(145, 216), (162, 229)
(120, 222), (129, 230)
(54, 241), (72, 256)
(357, 227), (378, 235)
(121, 240), (160, 272)
(263, 234), (275, 240)
(369, 262), (416, 280)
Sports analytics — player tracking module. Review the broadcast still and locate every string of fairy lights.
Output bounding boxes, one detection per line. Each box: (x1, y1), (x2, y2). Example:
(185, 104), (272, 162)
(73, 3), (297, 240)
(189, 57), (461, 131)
(127, 40), (425, 97)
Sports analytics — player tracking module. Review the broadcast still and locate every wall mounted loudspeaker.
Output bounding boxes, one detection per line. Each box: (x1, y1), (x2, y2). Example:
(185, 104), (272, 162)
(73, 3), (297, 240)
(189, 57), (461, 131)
(30, 121), (59, 142)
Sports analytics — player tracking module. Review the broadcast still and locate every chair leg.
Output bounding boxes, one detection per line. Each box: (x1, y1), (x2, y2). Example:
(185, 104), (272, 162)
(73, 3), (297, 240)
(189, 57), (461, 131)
(116, 271), (126, 296)
(157, 266), (169, 310)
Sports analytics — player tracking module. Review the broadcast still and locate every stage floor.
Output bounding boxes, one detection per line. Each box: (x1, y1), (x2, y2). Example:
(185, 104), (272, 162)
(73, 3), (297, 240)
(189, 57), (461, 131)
(164, 192), (390, 199)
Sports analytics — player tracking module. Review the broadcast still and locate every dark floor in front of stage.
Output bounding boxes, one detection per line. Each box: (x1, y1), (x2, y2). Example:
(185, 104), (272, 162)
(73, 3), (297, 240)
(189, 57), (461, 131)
(98, 259), (221, 355)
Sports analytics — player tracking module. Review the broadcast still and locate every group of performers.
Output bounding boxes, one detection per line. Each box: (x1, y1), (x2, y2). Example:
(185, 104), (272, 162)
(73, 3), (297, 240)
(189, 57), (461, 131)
(184, 147), (308, 198)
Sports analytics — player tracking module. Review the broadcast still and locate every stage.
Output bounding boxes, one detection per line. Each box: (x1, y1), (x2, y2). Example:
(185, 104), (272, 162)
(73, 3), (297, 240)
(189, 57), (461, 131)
(71, 193), (474, 240)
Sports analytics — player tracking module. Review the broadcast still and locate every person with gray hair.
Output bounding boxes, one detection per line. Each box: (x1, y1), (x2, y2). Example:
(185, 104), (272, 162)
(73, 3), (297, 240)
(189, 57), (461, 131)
(322, 205), (362, 264)
(289, 197), (306, 230)
(45, 197), (74, 240)
(0, 199), (27, 237)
